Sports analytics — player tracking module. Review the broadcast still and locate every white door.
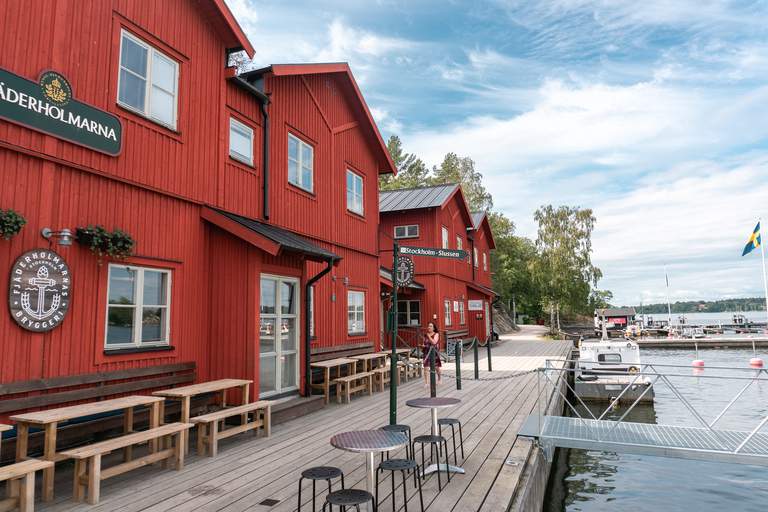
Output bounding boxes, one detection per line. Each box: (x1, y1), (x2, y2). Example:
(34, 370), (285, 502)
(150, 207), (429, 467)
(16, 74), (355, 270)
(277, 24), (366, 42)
(259, 275), (300, 397)
(484, 301), (491, 340)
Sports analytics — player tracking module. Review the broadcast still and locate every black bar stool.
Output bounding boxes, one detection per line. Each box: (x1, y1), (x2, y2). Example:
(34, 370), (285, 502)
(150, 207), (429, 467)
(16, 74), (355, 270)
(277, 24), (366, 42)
(375, 458), (424, 512)
(411, 434), (451, 490)
(298, 466), (344, 512)
(322, 488), (377, 511)
(379, 424), (412, 463)
(437, 418), (464, 464)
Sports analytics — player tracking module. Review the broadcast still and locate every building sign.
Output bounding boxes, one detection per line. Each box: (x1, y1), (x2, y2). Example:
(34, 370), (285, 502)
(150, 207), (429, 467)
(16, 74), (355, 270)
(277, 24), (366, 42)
(399, 246), (467, 260)
(468, 300), (484, 311)
(0, 68), (122, 156)
(395, 256), (415, 287)
(8, 249), (71, 332)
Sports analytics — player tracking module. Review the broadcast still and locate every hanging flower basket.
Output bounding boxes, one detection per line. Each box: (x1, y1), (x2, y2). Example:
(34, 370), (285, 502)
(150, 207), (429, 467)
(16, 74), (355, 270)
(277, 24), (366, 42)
(0, 209), (27, 240)
(76, 225), (135, 261)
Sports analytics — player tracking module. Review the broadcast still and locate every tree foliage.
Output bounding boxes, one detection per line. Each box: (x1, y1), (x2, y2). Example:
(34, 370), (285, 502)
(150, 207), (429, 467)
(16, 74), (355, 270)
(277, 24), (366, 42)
(379, 136), (430, 190)
(430, 153), (494, 212)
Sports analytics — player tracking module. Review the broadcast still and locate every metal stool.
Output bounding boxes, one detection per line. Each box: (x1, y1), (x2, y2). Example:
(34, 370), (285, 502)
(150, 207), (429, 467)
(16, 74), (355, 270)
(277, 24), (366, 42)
(437, 418), (464, 464)
(411, 434), (451, 490)
(322, 488), (377, 511)
(299, 466), (344, 512)
(376, 458), (424, 512)
(379, 424), (412, 463)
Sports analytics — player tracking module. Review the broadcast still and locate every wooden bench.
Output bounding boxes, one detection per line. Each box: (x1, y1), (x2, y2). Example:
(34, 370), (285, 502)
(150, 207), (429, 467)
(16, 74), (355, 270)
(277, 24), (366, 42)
(191, 401), (271, 457)
(372, 367), (395, 392)
(0, 459), (53, 512)
(333, 372), (373, 404)
(60, 422), (191, 505)
(404, 357), (424, 379)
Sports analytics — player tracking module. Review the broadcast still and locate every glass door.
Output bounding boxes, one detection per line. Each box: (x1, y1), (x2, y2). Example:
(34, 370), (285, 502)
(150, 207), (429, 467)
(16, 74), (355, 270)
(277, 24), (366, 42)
(259, 275), (299, 397)
(484, 301), (491, 340)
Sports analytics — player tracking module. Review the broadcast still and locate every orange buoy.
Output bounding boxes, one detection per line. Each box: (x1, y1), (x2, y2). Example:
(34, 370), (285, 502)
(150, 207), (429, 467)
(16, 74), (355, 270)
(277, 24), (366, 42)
(750, 358), (764, 367)
(692, 359), (705, 367)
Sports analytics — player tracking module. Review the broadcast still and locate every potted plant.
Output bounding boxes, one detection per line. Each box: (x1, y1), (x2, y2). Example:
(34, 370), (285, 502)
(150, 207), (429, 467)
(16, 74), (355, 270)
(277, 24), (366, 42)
(76, 225), (135, 262)
(0, 209), (27, 240)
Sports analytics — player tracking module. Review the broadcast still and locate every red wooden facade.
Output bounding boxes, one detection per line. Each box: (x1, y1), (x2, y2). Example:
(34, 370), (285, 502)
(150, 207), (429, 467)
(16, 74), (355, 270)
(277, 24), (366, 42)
(379, 185), (497, 348)
(0, 0), (395, 411)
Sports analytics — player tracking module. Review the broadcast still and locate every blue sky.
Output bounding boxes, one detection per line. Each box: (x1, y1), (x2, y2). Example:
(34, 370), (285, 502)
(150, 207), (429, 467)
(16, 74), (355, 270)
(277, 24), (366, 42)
(226, 0), (768, 306)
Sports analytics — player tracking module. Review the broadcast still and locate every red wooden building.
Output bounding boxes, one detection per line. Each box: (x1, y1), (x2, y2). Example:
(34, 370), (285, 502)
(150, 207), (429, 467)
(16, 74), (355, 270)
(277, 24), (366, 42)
(0, 0), (394, 410)
(378, 184), (496, 348)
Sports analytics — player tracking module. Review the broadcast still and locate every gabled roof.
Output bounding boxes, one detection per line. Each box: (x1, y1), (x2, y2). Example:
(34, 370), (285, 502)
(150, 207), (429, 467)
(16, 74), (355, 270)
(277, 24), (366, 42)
(203, 0), (255, 57)
(241, 63), (396, 175)
(379, 184), (459, 212)
(596, 307), (636, 317)
(470, 211), (496, 249)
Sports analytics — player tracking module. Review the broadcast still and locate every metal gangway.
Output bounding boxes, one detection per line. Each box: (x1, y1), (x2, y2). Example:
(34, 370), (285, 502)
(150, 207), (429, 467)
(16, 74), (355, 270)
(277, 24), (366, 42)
(518, 360), (768, 466)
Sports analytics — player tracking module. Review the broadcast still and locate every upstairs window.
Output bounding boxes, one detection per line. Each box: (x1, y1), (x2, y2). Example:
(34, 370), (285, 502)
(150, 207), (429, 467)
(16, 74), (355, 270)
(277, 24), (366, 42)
(288, 133), (313, 193)
(473, 248), (479, 268)
(456, 236), (463, 252)
(106, 265), (171, 349)
(346, 170), (364, 215)
(394, 225), (419, 239)
(483, 252), (488, 271)
(118, 30), (178, 129)
(442, 227), (449, 249)
(229, 117), (254, 165)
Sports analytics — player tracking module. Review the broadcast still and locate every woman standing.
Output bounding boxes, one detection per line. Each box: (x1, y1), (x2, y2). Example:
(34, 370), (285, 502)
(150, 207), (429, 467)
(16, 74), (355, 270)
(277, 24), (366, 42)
(423, 321), (442, 387)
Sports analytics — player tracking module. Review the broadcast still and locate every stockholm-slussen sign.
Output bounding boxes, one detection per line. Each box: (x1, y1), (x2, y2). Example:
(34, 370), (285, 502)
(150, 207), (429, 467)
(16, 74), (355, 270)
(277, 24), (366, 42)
(399, 245), (467, 260)
(0, 68), (122, 156)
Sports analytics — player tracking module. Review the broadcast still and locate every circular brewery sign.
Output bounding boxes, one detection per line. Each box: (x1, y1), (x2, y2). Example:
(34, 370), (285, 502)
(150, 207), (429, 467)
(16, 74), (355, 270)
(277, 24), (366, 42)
(395, 255), (415, 287)
(8, 249), (71, 332)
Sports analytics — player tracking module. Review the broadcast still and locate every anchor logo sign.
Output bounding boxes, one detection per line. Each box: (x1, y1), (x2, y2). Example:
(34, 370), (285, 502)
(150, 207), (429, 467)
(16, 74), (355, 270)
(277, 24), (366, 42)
(8, 249), (71, 332)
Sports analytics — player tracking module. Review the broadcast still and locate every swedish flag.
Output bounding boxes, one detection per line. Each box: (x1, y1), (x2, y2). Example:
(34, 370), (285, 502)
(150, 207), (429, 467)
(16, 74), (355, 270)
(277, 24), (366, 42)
(742, 222), (761, 256)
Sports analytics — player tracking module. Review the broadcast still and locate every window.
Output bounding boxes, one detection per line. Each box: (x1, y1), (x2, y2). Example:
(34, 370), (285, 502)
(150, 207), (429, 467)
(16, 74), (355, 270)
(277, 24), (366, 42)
(456, 236), (463, 252)
(459, 301), (466, 325)
(442, 227), (449, 249)
(474, 248), (479, 268)
(346, 170), (364, 215)
(105, 265), (171, 349)
(288, 133), (313, 192)
(598, 353), (622, 363)
(483, 252), (488, 271)
(118, 30), (178, 129)
(394, 225), (419, 239)
(348, 291), (366, 334)
(397, 300), (421, 326)
(229, 117), (254, 165)
(444, 299), (452, 326)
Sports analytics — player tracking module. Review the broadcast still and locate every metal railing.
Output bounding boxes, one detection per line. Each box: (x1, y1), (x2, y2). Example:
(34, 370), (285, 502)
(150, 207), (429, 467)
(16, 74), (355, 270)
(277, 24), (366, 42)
(533, 359), (768, 456)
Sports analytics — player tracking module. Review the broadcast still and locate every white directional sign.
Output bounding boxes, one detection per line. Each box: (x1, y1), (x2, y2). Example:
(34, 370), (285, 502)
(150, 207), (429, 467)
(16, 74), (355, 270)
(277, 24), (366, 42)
(399, 246), (467, 260)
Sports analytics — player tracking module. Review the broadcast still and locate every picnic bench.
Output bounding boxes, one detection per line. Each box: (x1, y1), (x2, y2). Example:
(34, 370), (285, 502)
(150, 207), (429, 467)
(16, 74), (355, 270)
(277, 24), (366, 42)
(309, 358), (358, 404)
(153, 379), (252, 453)
(191, 401), (271, 457)
(350, 353), (388, 373)
(333, 372), (373, 404)
(0, 458), (53, 512)
(61, 422), (191, 505)
(371, 366), (397, 392)
(11, 395), (165, 502)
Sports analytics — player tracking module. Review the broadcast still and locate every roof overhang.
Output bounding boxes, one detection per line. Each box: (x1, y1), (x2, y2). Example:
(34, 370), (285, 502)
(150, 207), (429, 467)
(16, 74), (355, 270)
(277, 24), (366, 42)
(201, 207), (340, 263)
(467, 282), (497, 297)
(204, 0), (255, 57)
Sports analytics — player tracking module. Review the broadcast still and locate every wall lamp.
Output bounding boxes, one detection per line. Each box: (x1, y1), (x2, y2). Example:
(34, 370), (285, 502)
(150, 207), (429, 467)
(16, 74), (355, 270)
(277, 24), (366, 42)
(41, 227), (73, 246)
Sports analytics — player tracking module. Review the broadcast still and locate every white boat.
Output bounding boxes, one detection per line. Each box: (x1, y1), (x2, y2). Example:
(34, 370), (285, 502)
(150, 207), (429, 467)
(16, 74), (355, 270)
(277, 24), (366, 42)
(575, 339), (654, 403)
(578, 339), (641, 375)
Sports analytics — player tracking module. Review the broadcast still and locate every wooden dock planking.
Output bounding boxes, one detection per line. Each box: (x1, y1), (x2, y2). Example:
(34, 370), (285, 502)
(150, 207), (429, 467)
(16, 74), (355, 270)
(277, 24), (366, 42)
(36, 337), (571, 512)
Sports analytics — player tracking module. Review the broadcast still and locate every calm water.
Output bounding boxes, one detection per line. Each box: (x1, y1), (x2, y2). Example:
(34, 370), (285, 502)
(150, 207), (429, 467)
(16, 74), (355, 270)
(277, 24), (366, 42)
(545, 348), (768, 512)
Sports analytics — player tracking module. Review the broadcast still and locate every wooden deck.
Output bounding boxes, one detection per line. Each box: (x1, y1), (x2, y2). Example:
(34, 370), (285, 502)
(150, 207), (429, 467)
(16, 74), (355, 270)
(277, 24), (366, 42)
(37, 332), (571, 511)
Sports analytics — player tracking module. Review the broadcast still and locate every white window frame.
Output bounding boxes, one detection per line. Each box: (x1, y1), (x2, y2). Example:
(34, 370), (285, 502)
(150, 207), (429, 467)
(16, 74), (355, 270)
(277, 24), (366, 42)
(459, 301), (466, 325)
(397, 300), (421, 326)
(456, 236), (463, 252)
(288, 133), (314, 193)
(259, 274), (300, 397)
(394, 225), (419, 239)
(442, 226), (449, 249)
(105, 264), (171, 349)
(346, 169), (364, 216)
(229, 117), (254, 165)
(444, 299), (452, 327)
(483, 252), (488, 271)
(348, 290), (366, 335)
(117, 29), (179, 129)
(474, 248), (479, 268)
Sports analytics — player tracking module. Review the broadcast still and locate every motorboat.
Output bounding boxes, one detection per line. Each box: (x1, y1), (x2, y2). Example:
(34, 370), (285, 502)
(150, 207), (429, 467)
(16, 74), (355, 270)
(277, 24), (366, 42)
(578, 339), (641, 375)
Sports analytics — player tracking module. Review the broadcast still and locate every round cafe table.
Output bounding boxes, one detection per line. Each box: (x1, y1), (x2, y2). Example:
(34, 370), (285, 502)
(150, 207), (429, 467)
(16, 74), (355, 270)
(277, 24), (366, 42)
(406, 397), (464, 475)
(330, 430), (409, 511)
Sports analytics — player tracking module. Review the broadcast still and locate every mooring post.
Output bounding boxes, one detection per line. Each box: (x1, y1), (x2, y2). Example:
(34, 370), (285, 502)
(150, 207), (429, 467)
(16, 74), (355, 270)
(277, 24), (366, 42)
(429, 347), (437, 397)
(487, 336), (492, 372)
(455, 340), (462, 390)
(473, 336), (479, 380)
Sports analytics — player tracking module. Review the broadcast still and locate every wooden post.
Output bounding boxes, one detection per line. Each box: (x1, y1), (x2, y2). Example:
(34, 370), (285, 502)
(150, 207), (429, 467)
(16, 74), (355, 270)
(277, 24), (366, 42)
(18, 472), (34, 512)
(87, 454), (101, 505)
(42, 423), (57, 502)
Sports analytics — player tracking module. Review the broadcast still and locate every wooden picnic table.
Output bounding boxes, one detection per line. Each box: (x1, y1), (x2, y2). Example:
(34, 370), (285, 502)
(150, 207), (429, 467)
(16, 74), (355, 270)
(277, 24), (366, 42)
(0, 423), (11, 460)
(153, 379), (252, 453)
(350, 353), (389, 373)
(375, 348), (412, 360)
(11, 395), (164, 502)
(310, 358), (358, 404)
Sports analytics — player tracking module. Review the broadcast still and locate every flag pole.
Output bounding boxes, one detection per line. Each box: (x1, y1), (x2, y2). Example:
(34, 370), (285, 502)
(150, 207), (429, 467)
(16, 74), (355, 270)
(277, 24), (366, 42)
(759, 219), (768, 357)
